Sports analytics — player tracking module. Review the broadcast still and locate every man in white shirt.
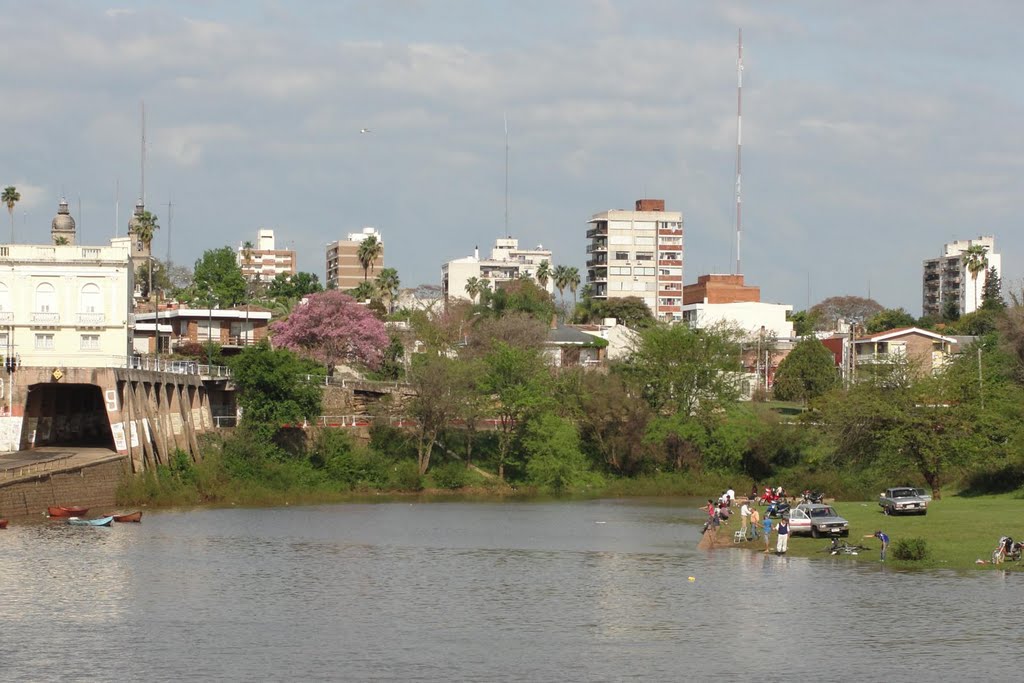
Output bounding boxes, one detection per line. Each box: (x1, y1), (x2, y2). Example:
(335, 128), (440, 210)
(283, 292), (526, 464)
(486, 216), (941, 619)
(739, 500), (751, 539)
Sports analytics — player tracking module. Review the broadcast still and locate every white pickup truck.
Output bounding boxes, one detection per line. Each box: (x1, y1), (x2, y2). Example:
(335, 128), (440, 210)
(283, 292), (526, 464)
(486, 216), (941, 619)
(879, 487), (929, 516)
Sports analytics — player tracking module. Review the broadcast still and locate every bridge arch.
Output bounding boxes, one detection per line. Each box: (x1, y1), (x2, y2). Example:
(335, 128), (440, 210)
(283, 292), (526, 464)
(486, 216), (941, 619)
(23, 382), (115, 449)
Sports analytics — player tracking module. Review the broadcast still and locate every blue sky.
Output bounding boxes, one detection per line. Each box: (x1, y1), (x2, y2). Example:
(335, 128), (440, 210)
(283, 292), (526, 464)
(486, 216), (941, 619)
(2, 0), (1021, 314)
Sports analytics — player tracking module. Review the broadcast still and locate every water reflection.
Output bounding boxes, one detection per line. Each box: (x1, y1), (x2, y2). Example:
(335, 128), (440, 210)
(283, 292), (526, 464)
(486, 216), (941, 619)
(0, 500), (1019, 681)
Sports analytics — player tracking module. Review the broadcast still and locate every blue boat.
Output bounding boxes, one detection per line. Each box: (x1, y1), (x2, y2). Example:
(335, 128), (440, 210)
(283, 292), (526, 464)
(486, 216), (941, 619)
(67, 516), (114, 527)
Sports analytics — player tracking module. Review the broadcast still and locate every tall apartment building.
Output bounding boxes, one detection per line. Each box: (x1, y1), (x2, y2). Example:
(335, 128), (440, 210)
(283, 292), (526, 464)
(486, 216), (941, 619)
(922, 236), (1001, 317)
(325, 227), (384, 291)
(442, 237), (554, 301)
(237, 229), (297, 282)
(585, 199), (683, 321)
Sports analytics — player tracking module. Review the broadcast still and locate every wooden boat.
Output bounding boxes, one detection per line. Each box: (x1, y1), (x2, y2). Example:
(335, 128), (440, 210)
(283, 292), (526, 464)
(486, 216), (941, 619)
(67, 516), (114, 527)
(0, 519), (8, 529)
(112, 511), (143, 523)
(48, 506), (89, 518)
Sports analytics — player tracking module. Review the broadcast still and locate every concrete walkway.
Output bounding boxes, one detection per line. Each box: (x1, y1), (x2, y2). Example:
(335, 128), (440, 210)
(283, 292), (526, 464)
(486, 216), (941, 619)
(0, 447), (123, 484)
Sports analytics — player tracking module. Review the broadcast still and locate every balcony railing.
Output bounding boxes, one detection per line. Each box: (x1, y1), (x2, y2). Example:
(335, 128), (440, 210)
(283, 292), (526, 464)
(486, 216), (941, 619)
(0, 311), (12, 323)
(30, 312), (60, 324)
(77, 312), (106, 325)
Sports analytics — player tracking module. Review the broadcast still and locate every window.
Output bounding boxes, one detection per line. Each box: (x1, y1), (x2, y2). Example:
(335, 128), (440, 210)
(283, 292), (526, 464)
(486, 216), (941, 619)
(80, 334), (100, 350)
(35, 282), (56, 312)
(80, 283), (102, 313)
(609, 266), (631, 276)
(0, 282), (8, 311)
(614, 251), (630, 261)
(0, 333), (7, 349)
(635, 252), (654, 261)
(35, 333), (54, 350)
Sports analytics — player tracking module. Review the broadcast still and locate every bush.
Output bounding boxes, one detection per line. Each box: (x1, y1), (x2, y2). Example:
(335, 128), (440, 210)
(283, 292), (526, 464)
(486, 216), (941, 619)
(389, 460), (424, 491)
(431, 461), (469, 489)
(892, 537), (930, 561)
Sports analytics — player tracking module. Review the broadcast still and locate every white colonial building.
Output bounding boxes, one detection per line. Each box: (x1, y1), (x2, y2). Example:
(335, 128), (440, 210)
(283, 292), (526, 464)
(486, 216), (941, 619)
(0, 239), (133, 371)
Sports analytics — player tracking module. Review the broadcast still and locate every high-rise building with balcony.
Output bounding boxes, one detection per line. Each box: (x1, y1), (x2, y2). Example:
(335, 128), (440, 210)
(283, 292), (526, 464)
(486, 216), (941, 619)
(442, 238), (554, 301)
(325, 227), (384, 291)
(922, 236), (1001, 317)
(585, 199), (683, 321)
(237, 229), (296, 283)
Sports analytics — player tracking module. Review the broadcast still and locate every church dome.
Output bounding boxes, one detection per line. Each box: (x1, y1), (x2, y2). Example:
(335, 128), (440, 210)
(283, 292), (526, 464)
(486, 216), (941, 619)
(51, 198), (75, 232)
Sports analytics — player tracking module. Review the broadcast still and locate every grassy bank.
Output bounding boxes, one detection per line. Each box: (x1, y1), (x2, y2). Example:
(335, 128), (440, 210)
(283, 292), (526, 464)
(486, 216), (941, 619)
(732, 493), (1024, 571)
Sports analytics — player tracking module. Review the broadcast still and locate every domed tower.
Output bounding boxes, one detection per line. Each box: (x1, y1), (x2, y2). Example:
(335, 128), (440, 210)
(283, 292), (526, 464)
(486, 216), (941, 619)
(50, 198), (76, 245)
(127, 198), (150, 271)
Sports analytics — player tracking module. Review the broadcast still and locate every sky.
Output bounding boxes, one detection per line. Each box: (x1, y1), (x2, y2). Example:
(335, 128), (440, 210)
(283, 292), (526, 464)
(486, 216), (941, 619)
(1, 0), (1021, 315)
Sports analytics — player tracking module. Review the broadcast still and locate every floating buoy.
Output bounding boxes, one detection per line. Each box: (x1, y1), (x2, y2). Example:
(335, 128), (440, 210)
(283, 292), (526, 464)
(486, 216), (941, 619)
(688, 576), (696, 582)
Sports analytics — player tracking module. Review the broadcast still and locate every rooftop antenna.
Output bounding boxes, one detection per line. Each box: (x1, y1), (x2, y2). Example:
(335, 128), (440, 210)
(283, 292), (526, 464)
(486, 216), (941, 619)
(504, 113), (510, 238)
(166, 199), (173, 266)
(78, 196), (82, 243)
(114, 178), (119, 237)
(735, 28), (743, 276)
(140, 99), (146, 206)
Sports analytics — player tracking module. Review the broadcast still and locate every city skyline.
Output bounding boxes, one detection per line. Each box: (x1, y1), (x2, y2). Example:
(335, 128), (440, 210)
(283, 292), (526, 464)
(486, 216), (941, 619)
(1, 1), (1019, 314)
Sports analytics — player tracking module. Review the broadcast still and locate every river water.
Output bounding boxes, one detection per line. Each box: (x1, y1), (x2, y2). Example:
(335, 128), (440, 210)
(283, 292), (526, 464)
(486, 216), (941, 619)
(1, 499), (1018, 681)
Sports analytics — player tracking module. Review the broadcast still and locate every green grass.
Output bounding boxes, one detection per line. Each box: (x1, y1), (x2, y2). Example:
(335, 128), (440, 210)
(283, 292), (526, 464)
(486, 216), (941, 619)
(748, 493), (1024, 571)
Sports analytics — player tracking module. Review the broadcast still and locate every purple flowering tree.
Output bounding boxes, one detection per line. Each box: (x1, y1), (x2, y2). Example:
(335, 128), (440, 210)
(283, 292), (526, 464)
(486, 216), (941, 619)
(271, 290), (389, 373)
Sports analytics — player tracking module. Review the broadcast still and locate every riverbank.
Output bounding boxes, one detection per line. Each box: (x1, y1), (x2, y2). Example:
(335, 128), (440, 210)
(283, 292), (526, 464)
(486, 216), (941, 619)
(720, 493), (1024, 571)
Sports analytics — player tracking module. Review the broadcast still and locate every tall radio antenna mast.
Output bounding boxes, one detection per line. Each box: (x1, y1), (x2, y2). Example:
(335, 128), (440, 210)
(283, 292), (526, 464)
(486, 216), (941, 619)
(140, 100), (146, 206)
(735, 28), (743, 275)
(504, 113), (510, 238)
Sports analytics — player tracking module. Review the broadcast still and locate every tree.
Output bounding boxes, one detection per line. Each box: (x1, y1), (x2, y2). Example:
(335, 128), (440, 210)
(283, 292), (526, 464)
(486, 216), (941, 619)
(590, 297), (654, 329)
(267, 272), (322, 301)
(574, 371), (653, 475)
(2, 186), (19, 242)
(136, 259), (172, 299)
(227, 340), (324, 441)
(464, 276), (481, 303)
(374, 267), (400, 313)
(404, 354), (462, 474)
(808, 296), (884, 331)
(552, 264), (569, 307)
(565, 266), (580, 307)
(788, 310), (821, 337)
(522, 413), (594, 492)
(463, 311), (548, 359)
(54, 236), (69, 246)
(621, 322), (743, 415)
(535, 260), (551, 290)
(192, 247), (247, 307)
(771, 337), (839, 402)
(942, 298), (961, 323)
(347, 280), (378, 304)
(963, 244), (989, 312)
(866, 308), (917, 334)
(483, 278), (555, 322)
(981, 266), (1005, 311)
(270, 290), (389, 373)
(357, 235), (383, 281)
(480, 341), (552, 480)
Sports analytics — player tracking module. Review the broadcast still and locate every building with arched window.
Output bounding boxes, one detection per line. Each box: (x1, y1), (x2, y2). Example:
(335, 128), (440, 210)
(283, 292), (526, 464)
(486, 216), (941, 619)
(0, 225), (132, 371)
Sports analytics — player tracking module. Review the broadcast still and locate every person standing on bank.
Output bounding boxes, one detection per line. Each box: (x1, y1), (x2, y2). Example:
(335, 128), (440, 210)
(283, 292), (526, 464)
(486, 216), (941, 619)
(739, 500), (751, 539)
(865, 530), (889, 561)
(762, 515), (773, 553)
(776, 516), (790, 554)
(749, 506), (761, 541)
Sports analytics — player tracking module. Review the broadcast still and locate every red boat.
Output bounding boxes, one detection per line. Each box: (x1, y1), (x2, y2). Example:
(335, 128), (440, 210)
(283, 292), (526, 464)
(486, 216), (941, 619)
(112, 511), (143, 523)
(0, 519), (8, 529)
(47, 506), (89, 518)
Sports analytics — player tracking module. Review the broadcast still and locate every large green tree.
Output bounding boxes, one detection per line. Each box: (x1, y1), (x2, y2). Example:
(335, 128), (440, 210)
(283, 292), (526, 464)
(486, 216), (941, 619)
(227, 340), (324, 441)
(809, 296), (884, 330)
(981, 266), (1005, 311)
(192, 247), (247, 306)
(772, 337), (839, 402)
(866, 307), (917, 334)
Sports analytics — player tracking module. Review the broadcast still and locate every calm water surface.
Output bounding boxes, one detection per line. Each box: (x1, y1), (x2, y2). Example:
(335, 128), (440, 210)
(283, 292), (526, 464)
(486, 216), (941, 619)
(1, 499), (1019, 681)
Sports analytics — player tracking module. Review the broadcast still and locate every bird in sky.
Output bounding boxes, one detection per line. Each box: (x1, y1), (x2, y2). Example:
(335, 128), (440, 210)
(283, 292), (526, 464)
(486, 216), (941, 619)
(360, 128), (371, 133)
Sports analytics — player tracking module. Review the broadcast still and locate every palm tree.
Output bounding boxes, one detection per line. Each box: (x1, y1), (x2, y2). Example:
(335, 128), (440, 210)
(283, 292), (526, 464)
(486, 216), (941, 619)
(2, 186), (20, 243)
(54, 236), (69, 246)
(963, 244), (989, 313)
(134, 211), (159, 301)
(357, 235), (383, 281)
(375, 267), (400, 313)
(535, 260), (551, 290)
(464, 276), (481, 303)
(552, 264), (569, 306)
(565, 266), (580, 307)
(478, 278), (492, 304)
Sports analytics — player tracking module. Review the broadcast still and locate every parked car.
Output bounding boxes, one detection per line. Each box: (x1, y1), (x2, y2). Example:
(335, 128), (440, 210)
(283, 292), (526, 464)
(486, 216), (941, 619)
(788, 503), (850, 538)
(878, 487), (929, 516)
(913, 487), (933, 502)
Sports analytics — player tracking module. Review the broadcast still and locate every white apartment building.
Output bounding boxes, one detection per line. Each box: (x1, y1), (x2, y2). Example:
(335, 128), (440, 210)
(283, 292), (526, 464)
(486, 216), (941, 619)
(0, 239), (133, 371)
(922, 236), (1002, 317)
(585, 199), (683, 321)
(442, 237), (554, 301)
(237, 228), (297, 282)
(326, 227), (384, 291)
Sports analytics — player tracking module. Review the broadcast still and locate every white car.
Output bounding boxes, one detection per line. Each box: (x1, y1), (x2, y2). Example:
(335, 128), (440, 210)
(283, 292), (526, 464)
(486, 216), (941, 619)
(788, 503), (850, 538)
